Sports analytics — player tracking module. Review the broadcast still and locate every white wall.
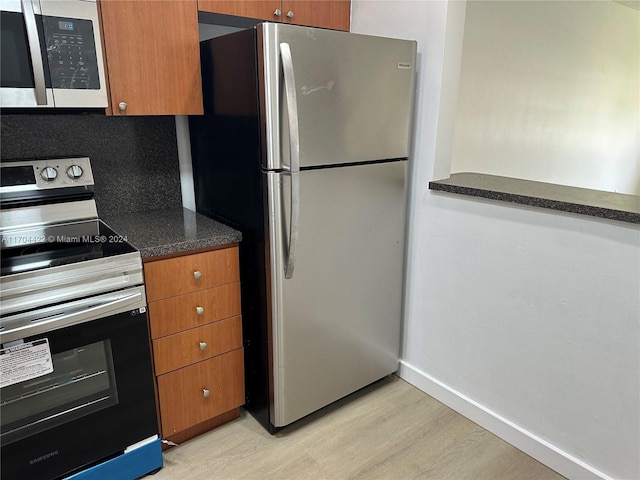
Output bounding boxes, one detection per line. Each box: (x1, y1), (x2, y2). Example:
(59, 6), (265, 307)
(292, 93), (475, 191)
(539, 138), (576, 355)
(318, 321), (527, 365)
(450, 1), (640, 195)
(351, 2), (640, 479)
(175, 116), (196, 211)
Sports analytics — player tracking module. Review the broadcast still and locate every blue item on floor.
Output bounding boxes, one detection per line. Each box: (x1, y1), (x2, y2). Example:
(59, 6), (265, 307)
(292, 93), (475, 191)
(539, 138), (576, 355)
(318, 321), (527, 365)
(65, 437), (163, 480)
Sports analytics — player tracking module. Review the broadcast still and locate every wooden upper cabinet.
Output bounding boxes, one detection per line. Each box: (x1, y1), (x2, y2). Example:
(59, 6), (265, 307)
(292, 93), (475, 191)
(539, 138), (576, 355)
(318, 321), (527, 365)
(198, 0), (281, 22)
(99, 0), (203, 115)
(198, 0), (350, 31)
(282, 1), (350, 31)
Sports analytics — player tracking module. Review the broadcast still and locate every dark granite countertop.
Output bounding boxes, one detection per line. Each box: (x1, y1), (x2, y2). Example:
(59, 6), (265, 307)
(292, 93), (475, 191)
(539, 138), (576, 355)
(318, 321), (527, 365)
(429, 173), (640, 224)
(102, 208), (242, 259)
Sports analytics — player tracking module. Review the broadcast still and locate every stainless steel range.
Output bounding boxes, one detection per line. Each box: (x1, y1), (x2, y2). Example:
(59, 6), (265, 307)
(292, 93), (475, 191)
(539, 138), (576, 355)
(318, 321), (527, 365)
(0, 157), (162, 480)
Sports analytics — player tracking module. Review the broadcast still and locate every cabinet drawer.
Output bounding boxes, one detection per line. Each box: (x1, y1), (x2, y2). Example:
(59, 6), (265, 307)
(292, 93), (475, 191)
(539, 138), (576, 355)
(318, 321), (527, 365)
(144, 247), (240, 302)
(148, 282), (241, 339)
(153, 316), (242, 374)
(157, 348), (244, 435)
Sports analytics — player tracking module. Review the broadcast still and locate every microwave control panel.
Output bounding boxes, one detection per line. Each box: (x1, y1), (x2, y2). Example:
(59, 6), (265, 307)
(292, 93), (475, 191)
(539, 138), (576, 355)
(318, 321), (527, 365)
(43, 16), (100, 90)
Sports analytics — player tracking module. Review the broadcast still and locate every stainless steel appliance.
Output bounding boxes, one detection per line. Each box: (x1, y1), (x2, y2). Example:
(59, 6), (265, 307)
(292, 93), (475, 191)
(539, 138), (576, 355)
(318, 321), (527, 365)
(189, 23), (416, 432)
(0, 0), (107, 108)
(0, 157), (161, 480)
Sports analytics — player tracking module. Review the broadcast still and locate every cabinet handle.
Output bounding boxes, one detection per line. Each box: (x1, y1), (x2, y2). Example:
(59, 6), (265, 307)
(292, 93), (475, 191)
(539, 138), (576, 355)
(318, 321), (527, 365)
(193, 270), (202, 280)
(118, 102), (127, 112)
(273, 8), (281, 17)
(196, 306), (204, 315)
(286, 10), (294, 19)
(203, 388), (211, 398)
(199, 342), (207, 351)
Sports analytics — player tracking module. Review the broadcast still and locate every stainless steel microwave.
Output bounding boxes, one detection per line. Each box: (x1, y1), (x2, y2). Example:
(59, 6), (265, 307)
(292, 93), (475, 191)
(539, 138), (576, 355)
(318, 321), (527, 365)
(0, 0), (107, 108)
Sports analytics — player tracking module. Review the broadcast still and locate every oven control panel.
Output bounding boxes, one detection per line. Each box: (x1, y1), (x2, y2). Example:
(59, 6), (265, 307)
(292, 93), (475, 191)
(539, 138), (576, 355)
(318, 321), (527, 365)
(0, 157), (94, 192)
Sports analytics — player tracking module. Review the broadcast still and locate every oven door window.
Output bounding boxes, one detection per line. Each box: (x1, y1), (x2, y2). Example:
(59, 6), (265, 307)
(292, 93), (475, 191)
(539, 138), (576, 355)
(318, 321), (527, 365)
(0, 339), (118, 445)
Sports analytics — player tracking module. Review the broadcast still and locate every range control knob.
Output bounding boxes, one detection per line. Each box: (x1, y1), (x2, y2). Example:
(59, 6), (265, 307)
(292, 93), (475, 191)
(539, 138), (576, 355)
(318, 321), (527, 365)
(66, 165), (84, 179)
(41, 166), (58, 182)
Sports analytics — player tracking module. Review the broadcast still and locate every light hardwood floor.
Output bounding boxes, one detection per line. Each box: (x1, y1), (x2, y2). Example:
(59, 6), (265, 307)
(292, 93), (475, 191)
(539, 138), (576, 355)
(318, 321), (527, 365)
(151, 375), (565, 480)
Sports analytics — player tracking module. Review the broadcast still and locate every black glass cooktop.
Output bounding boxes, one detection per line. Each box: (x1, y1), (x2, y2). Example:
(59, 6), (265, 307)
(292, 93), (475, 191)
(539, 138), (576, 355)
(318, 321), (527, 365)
(1, 220), (136, 276)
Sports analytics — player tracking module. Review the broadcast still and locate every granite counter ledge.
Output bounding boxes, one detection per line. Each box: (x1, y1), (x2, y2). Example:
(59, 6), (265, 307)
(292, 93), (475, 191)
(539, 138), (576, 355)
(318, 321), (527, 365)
(102, 208), (242, 259)
(429, 173), (640, 224)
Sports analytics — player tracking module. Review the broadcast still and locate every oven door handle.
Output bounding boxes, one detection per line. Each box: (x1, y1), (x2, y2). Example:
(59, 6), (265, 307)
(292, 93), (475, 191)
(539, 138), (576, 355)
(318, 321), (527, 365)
(0, 288), (145, 343)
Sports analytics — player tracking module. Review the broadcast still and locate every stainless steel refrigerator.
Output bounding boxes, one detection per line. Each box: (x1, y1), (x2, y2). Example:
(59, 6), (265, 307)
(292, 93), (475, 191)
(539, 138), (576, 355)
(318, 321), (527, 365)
(189, 22), (416, 432)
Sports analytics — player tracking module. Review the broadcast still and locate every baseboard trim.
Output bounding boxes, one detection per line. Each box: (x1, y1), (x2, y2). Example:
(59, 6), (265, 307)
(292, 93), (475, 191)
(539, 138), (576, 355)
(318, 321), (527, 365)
(398, 360), (612, 480)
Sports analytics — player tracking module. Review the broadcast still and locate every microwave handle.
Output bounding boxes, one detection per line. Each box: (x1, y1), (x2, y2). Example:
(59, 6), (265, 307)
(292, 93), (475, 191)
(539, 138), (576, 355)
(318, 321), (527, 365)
(21, 0), (47, 105)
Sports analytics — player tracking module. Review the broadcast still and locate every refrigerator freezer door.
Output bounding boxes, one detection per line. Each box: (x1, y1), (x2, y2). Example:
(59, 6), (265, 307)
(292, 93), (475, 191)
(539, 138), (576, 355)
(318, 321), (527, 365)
(258, 23), (417, 171)
(265, 161), (406, 427)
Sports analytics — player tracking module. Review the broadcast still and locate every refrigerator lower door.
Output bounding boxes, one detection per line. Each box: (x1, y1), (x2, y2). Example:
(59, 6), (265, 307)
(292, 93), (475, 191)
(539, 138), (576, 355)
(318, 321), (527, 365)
(265, 161), (406, 428)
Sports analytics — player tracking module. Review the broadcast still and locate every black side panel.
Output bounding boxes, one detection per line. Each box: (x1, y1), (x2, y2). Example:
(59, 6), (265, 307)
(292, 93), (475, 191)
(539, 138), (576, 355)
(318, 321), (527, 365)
(189, 28), (273, 432)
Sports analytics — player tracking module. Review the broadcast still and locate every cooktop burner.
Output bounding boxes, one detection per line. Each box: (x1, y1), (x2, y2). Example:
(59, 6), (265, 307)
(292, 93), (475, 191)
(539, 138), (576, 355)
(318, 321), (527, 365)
(2, 243), (102, 275)
(0, 220), (136, 276)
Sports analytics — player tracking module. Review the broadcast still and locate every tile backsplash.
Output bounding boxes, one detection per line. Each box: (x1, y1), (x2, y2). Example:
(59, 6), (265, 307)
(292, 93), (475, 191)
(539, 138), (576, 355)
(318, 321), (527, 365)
(0, 112), (183, 216)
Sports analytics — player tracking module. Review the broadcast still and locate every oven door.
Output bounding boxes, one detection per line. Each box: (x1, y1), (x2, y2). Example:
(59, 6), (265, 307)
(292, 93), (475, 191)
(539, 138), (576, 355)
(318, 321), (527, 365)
(0, 288), (158, 480)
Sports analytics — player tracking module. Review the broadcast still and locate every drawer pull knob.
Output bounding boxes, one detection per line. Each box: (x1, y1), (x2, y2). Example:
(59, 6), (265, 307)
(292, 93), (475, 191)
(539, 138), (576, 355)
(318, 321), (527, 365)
(273, 8), (281, 17)
(196, 306), (204, 315)
(199, 342), (207, 350)
(193, 270), (202, 280)
(203, 388), (211, 398)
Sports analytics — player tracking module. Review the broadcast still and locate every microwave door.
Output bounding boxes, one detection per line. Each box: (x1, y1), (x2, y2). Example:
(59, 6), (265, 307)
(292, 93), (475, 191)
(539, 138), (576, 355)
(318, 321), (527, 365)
(0, 0), (107, 109)
(0, 0), (53, 107)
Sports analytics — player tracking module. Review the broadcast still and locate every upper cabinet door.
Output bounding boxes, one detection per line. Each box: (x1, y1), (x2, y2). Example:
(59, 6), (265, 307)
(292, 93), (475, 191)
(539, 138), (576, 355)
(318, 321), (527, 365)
(281, 1), (350, 31)
(198, 0), (351, 31)
(198, 0), (282, 22)
(99, 0), (203, 115)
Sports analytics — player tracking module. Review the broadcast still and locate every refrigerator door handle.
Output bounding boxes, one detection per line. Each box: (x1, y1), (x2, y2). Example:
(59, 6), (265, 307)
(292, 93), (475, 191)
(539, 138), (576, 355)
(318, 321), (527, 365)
(280, 42), (300, 279)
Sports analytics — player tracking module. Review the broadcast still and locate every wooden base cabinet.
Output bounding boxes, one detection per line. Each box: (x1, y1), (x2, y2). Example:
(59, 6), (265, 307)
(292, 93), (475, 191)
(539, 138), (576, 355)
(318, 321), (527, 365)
(144, 246), (244, 442)
(153, 315), (242, 376)
(157, 349), (244, 435)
